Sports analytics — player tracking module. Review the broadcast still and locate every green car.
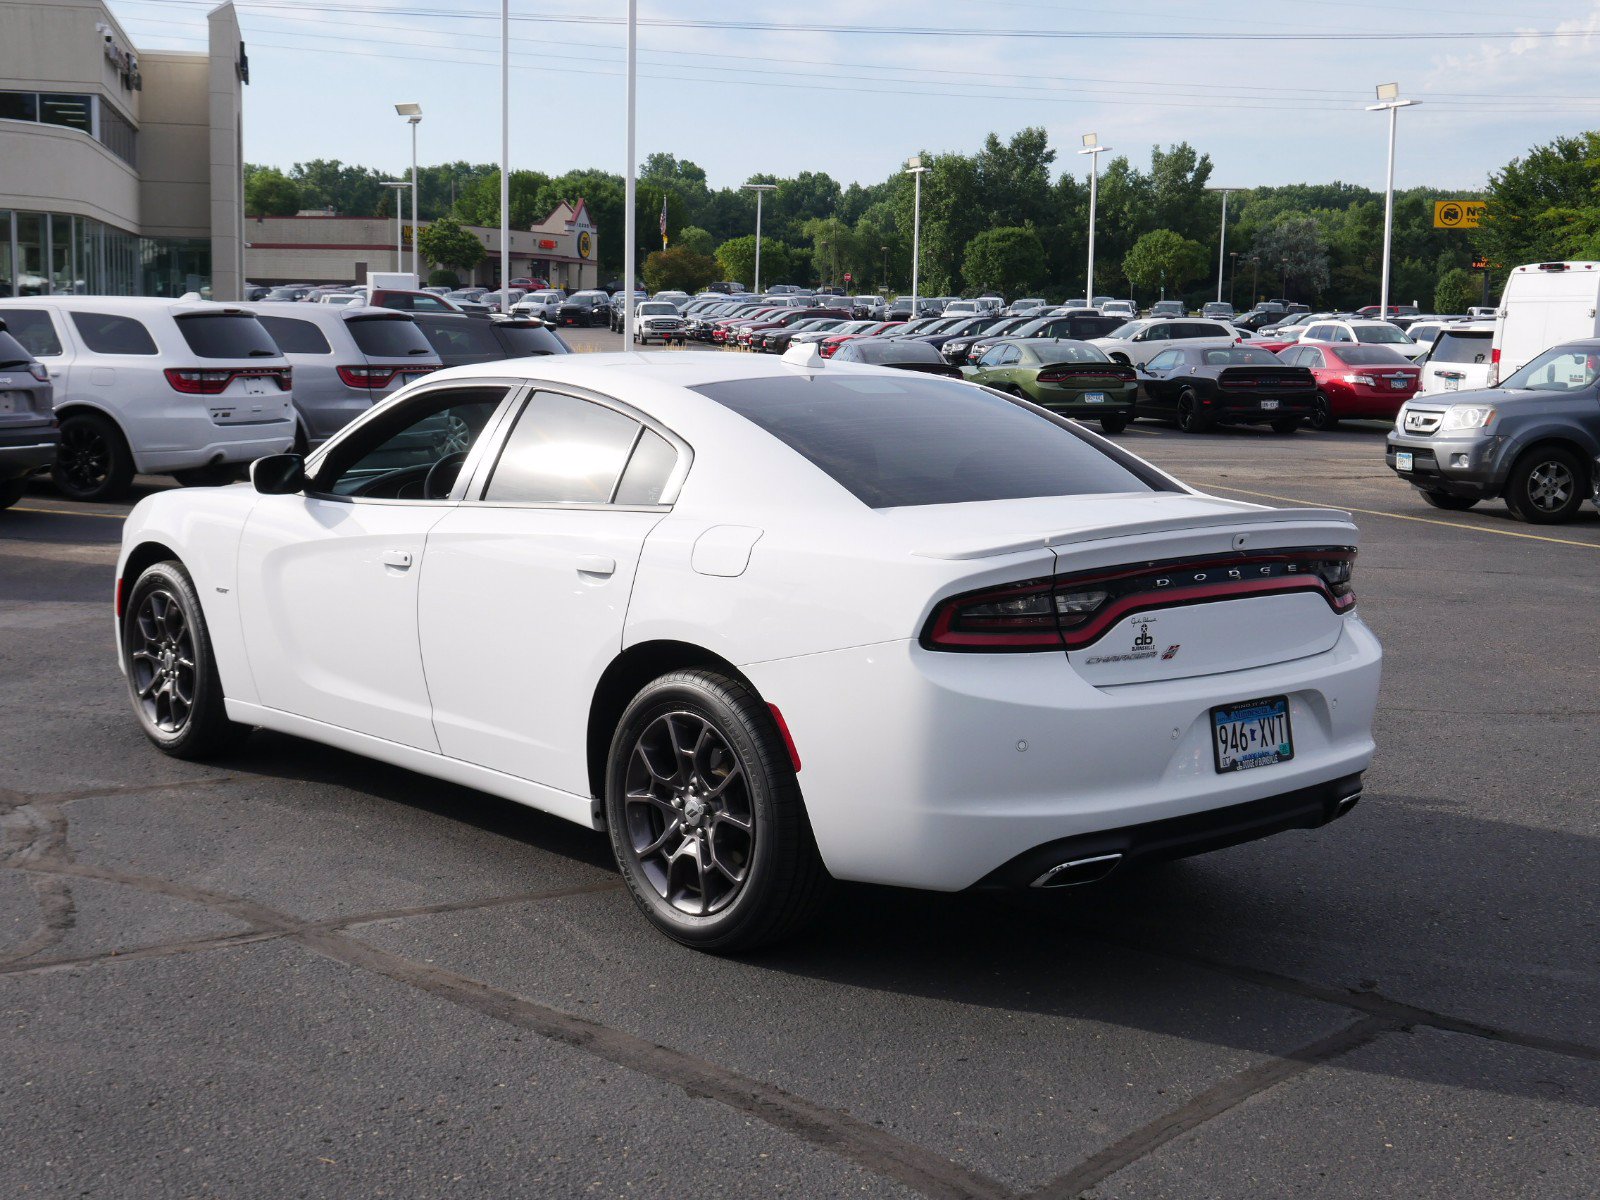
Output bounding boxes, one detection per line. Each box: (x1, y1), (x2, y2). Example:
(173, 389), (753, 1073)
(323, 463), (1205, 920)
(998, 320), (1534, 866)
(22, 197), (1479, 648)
(964, 338), (1137, 433)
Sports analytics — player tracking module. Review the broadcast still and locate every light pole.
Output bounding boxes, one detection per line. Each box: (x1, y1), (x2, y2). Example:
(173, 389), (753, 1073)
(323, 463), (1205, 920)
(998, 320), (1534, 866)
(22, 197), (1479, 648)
(499, 0), (509, 299)
(623, 0), (637, 343)
(380, 181), (408, 274)
(394, 103), (422, 282)
(905, 155), (929, 312)
(742, 183), (776, 294)
(1228, 251), (1239, 307)
(1368, 82), (1418, 318)
(880, 244), (888, 289)
(1207, 186), (1235, 302)
(1249, 255), (1260, 305)
(1078, 133), (1110, 304)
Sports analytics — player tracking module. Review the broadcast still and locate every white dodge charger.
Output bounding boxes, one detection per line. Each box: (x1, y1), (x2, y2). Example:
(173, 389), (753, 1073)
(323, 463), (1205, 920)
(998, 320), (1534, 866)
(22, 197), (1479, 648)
(115, 347), (1382, 951)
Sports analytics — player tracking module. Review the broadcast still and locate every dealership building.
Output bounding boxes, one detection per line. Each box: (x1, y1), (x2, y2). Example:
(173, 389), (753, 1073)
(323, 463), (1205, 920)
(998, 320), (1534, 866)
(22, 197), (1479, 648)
(0, 0), (247, 300)
(244, 199), (602, 291)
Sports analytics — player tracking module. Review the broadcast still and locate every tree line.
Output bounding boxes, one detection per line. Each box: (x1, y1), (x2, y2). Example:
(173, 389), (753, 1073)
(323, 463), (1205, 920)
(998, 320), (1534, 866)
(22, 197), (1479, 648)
(244, 125), (1548, 309)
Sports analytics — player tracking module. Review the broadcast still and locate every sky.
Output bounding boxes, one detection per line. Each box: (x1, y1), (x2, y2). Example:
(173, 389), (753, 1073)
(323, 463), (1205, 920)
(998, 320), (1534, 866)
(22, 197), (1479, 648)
(113, 0), (1600, 194)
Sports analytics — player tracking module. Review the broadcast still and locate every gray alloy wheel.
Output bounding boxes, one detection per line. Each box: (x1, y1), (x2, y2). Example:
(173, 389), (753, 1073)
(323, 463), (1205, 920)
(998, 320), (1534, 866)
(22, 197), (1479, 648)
(606, 669), (830, 951)
(122, 561), (249, 759)
(1505, 447), (1585, 524)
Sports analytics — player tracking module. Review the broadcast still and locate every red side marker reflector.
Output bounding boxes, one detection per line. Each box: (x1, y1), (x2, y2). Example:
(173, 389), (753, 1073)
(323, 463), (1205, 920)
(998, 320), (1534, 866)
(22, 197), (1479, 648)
(114, 576), (125, 618)
(767, 703), (802, 773)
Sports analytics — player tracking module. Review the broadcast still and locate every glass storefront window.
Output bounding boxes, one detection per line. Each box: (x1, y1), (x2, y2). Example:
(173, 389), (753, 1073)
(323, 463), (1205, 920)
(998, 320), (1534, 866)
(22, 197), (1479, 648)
(15, 214), (46, 296)
(0, 212), (12, 299)
(50, 215), (74, 295)
(0, 92), (39, 122)
(0, 211), (210, 298)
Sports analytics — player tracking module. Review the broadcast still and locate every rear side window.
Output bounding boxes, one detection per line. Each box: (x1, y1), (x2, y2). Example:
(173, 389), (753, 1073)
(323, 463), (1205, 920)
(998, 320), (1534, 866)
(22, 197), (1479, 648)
(483, 392), (641, 504)
(176, 314), (278, 359)
(695, 375), (1167, 509)
(1431, 331), (1492, 365)
(0, 310), (61, 356)
(257, 316), (332, 355)
(613, 429), (679, 505)
(417, 318), (502, 362)
(347, 316), (434, 359)
(72, 312), (157, 355)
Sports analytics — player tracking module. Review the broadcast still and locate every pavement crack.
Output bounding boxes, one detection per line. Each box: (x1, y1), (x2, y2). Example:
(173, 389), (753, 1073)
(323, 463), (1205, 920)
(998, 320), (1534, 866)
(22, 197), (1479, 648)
(1028, 1016), (1394, 1199)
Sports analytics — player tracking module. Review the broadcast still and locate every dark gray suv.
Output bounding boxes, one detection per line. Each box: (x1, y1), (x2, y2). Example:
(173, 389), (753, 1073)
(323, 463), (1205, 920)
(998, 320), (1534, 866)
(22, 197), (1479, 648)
(0, 318), (57, 511)
(1385, 339), (1600, 524)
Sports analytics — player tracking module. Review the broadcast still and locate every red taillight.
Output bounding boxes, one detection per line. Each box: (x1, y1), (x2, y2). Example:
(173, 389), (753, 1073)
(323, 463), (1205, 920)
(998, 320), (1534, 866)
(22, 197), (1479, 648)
(337, 364), (433, 389)
(921, 550), (1357, 653)
(28, 362), (49, 383)
(165, 366), (291, 394)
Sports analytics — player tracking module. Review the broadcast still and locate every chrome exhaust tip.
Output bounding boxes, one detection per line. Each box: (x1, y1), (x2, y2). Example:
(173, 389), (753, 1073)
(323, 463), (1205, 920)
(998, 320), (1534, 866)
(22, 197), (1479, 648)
(1030, 852), (1124, 889)
(1333, 791), (1362, 818)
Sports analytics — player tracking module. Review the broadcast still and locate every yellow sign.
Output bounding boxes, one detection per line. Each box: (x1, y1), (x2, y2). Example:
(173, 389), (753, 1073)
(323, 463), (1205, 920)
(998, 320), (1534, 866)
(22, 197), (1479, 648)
(1434, 200), (1485, 230)
(577, 230), (592, 260)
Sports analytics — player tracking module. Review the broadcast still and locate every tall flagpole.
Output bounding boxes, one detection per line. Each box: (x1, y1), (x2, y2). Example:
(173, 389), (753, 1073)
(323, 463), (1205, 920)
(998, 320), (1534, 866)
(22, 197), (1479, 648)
(500, 0), (509, 297)
(623, 0), (637, 346)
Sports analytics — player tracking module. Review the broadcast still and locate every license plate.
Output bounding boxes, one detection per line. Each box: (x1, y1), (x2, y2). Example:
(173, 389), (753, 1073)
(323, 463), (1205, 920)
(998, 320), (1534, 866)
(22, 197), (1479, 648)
(1395, 451), (1414, 471)
(1443, 377), (1459, 391)
(1212, 695), (1294, 773)
(1260, 399), (1279, 410)
(240, 378), (269, 396)
(1390, 378), (1408, 389)
(1084, 391), (1107, 404)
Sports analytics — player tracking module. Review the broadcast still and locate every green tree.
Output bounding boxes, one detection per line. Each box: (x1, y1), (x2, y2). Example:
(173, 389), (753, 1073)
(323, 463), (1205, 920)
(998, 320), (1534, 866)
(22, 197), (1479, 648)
(1250, 217), (1331, 301)
(643, 246), (719, 294)
(454, 169), (552, 229)
(428, 268), (461, 289)
(1120, 229), (1209, 301)
(715, 235), (795, 287)
(1434, 267), (1478, 314)
(961, 226), (1046, 296)
(1479, 133), (1598, 280)
(417, 215), (485, 274)
(288, 159), (388, 216)
(673, 225), (715, 257)
(245, 167), (300, 216)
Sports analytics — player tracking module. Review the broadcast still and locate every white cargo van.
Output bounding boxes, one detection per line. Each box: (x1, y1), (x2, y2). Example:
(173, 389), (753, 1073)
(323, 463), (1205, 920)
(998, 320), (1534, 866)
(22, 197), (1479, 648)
(1491, 261), (1600, 385)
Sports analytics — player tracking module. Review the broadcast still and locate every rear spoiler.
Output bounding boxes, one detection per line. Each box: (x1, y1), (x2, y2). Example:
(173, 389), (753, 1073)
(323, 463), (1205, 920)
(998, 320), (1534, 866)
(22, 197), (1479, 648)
(914, 502), (1356, 561)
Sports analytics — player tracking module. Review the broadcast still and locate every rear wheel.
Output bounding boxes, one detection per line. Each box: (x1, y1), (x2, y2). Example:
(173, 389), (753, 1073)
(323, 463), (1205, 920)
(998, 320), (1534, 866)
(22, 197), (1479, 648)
(605, 669), (831, 952)
(0, 476), (28, 511)
(53, 412), (134, 503)
(1099, 414), (1129, 434)
(121, 560), (250, 759)
(1271, 417), (1302, 434)
(173, 465), (240, 487)
(1504, 446), (1586, 524)
(1176, 390), (1208, 433)
(1309, 391), (1338, 431)
(1420, 490), (1478, 511)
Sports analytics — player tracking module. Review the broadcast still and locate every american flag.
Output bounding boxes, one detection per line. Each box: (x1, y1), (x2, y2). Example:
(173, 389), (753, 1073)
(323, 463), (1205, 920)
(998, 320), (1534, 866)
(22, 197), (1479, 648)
(659, 194), (669, 248)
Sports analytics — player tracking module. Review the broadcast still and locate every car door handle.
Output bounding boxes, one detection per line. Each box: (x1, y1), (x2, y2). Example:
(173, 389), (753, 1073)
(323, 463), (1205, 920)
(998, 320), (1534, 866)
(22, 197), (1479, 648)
(382, 550), (413, 570)
(575, 554), (616, 577)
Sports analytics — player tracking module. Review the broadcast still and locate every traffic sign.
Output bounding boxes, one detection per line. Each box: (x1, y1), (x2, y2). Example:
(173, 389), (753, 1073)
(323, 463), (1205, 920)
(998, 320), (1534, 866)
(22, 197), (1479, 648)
(1434, 200), (1485, 230)
(844, 272), (852, 282)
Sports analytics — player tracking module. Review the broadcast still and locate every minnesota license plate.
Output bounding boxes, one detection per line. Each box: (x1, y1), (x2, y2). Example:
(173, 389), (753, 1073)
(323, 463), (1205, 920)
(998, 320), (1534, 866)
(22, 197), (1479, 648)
(1260, 399), (1279, 410)
(1443, 377), (1459, 390)
(1395, 451), (1414, 471)
(1084, 391), (1107, 404)
(1212, 695), (1294, 773)
(1390, 378), (1408, 389)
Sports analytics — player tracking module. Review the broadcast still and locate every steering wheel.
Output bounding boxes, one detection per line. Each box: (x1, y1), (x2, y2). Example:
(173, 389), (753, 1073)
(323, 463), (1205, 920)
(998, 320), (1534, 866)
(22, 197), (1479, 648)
(423, 451), (468, 500)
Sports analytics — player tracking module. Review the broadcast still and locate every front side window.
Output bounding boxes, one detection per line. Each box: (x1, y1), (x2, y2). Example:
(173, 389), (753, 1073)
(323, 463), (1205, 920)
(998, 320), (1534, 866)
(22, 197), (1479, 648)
(314, 387), (506, 500)
(483, 392), (642, 504)
(1501, 347), (1600, 393)
(1146, 350), (1180, 371)
(0, 309), (62, 356)
(1355, 324), (1411, 346)
(71, 312), (157, 355)
(695, 374), (1169, 509)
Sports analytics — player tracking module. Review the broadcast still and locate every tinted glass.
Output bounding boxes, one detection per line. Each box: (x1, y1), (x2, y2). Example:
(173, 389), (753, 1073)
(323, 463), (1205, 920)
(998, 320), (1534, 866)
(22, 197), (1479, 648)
(613, 429), (679, 505)
(39, 94), (92, 134)
(317, 387), (505, 498)
(1146, 351), (1179, 370)
(1501, 347), (1600, 393)
(1201, 347), (1281, 366)
(483, 392), (640, 504)
(177, 314), (278, 359)
(257, 316), (332, 355)
(492, 323), (569, 358)
(417, 317), (501, 363)
(1354, 324), (1411, 345)
(695, 374), (1165, 509)
(348, 316), (434, 358)
(0, 92), (39, 121)
(1431, 330), (1492, 365)
(1337, 346), (1410, 365)
(71, 312), (157, 355)
(1034, 341), (1108, 365)
(1, 309), (61, 356)
(0, 330), (33, 366)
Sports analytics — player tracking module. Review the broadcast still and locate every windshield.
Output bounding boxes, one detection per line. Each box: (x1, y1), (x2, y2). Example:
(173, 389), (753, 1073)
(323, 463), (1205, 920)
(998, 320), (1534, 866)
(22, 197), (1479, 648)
(638, 303), (676, 316)
(1501, 346), (1600, 393)
(1105, 322), (1146, 340)
(1431, 330), (1492, 365)
(1355, 324), (1412, 346)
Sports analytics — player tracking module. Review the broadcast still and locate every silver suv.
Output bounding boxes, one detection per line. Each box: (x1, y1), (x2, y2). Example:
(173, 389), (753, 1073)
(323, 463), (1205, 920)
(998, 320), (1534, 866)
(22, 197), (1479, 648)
(0, 319), (57, 510)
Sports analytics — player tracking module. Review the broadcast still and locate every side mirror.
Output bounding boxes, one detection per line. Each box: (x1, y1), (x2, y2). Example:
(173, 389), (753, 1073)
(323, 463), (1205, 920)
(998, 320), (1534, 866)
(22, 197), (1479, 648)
(251, 453), (307, 495)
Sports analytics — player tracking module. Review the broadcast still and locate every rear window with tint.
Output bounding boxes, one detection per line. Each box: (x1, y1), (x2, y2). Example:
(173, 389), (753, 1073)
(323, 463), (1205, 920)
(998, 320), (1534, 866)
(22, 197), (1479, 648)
(1431, 330), (1492, 365)
(695, 374), (1168, 509)
(257, 316), (332, 355)
(418, 318), (501, 362)
(493, 323), (569, 357)
(73, 312), (157, 355)
(347, 316), (434, 359)
(0, 310), (60, 356)
(1337, 346), (1411, 365)
(176, 314), (278, 359)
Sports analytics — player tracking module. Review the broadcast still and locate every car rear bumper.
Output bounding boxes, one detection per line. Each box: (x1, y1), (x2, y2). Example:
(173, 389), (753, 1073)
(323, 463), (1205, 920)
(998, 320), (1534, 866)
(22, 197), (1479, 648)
(137, 420), (297, 473)
(1211, 392), (1315, 422)
(746, 618), (1382, 891)
(0, 428), (59, 478)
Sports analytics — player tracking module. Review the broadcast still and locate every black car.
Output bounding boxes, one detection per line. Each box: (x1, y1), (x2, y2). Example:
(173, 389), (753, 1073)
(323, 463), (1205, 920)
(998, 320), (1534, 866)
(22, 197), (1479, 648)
(942, 317), (1034, 365)
(910, 315), (1009, 355)
(0, 318), (58, 510)
(1135, 344), (1314, 433)
(829, 338), (962, 377)
(409, 313), (571, 368)
(963, 313), (1123, 367)
(557, 290), (612, 327)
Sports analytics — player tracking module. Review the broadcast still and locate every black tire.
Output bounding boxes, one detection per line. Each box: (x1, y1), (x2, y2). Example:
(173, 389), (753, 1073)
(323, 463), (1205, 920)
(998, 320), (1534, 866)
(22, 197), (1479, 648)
(605, 669), (831, 952)
(1271, 417), (1302, 434)
(1419, 490), (1478, 511)
(1309, 391), (1338, 431)
(121, 560), (250, 759)
(53, 411), (134, 502)
(1176, 390), (1208, 433)
(1503, 446), (1587, 524)
(0, 476), (27, 511)
(173, 465), (241, 487)
(1099, 414), (1129, 434)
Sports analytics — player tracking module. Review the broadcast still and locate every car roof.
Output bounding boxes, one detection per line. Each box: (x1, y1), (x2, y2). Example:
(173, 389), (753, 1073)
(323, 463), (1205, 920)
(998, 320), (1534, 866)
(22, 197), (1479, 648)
(0, 295), (239, 318)
(242, 301), (413, 325)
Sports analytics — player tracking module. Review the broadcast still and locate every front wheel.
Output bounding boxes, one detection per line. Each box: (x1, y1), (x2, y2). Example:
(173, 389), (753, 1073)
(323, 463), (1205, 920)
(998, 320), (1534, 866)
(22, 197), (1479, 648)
(121, 561), (250, 759)
(0, 476), (27, 511)
(605, 669), (831, 952)
(1504, 446), (1586, 524)
(1176, 390), (1208, 434)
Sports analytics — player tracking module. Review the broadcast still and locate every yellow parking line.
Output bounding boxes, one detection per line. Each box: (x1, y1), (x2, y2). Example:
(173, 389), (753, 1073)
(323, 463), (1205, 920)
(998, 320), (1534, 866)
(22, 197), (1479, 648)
(1206, 484), (1600, 549)
(8, 505), (127, 521)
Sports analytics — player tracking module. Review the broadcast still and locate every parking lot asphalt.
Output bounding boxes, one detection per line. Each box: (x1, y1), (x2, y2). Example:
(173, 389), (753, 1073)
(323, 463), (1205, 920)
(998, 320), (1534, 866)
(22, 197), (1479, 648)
(2, 333), (1597, 1198)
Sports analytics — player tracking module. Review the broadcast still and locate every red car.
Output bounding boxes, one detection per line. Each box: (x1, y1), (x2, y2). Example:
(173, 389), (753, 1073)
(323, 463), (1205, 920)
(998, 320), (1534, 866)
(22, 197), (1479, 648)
(820, 320), (903, 358)
(711, 307), (782, 345)
(1276, 343), (1419, 430)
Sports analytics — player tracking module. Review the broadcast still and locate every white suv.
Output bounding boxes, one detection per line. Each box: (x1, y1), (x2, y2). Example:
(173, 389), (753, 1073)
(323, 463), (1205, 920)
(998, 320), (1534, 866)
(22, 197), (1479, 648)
(1089, 317), (1243, 368)
(1416, 320), (1495, 395)
(0, 297), (295, 502)
(1299, 318), (1424, 361)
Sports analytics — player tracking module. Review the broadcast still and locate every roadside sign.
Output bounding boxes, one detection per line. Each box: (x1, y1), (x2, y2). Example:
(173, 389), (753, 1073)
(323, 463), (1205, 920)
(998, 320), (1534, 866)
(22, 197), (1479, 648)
(1434, 200), (1485, 230)
(844, 272), (852, 282)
